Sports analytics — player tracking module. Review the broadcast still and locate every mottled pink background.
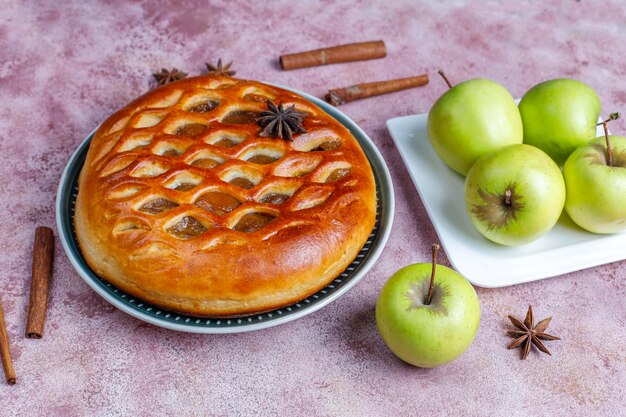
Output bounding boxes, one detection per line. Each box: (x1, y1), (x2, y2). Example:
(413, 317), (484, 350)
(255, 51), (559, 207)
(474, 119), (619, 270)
(1, 1), (625, 416)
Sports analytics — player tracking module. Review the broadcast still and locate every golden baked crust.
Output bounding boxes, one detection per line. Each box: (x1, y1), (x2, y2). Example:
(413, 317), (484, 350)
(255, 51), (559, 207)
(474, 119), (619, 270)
(74, 75), (376, 317)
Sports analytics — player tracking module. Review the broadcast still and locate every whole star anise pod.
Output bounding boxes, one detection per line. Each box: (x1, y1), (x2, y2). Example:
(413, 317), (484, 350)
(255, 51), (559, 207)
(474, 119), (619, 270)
(256, 100), (307, 141)
(205, 59), (236, 77)
(507, 305), (560, 360)
(153, 68), (188, 86)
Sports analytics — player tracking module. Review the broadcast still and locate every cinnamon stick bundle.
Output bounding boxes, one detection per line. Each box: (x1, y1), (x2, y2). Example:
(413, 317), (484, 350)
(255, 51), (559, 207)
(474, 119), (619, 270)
(26, 226), (54, 339)
(325, 74), (429, 106)
(280, 40), (386, 71)
(0, 301), (16, 385)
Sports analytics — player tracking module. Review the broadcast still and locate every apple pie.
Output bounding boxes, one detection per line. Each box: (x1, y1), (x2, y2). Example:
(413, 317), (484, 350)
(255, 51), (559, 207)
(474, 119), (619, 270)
(74, 75), (376, 317)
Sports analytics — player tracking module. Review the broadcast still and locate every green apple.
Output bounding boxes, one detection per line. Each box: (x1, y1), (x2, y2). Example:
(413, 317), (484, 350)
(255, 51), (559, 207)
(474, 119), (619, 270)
(519, 78), (601, 165)
(465, 144), (565, 246)
(427, 74), (523, 176)
(563, 114), (626, 233)
(376, 245), (480, 368)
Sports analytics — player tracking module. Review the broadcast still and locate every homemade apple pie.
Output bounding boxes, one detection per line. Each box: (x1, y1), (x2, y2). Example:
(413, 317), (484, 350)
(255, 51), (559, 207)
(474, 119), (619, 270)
(74, 75), (377, 317)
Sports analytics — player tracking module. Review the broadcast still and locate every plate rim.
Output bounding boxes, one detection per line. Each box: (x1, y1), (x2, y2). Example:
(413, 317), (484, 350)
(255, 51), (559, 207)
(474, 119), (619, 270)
(56, 83), (395, 333)
(386, 111), (625, 288)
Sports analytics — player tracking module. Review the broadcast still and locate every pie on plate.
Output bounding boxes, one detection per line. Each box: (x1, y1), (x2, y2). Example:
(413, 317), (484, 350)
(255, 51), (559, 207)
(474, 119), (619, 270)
(74, 75), (377, 317)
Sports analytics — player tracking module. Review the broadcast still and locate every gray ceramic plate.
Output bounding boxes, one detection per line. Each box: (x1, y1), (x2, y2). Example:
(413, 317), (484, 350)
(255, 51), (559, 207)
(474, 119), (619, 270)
(56, 86), (394, 333)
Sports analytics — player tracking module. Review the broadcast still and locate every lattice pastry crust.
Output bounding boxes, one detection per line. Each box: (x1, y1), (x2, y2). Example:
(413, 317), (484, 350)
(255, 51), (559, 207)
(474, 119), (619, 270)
(74, 75), (377, 317)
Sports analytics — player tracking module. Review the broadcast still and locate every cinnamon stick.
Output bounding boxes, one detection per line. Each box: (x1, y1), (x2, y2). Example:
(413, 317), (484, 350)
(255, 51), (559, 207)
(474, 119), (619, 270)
(280, 40), (386, 71)
(0, 300), (16, 385)
(325, 74), (429, 106)
(26, 226), (54, 339)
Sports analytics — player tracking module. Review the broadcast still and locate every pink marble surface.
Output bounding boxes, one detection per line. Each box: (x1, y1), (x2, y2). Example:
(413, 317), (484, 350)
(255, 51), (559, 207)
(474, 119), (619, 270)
(1, 1), (625, 416)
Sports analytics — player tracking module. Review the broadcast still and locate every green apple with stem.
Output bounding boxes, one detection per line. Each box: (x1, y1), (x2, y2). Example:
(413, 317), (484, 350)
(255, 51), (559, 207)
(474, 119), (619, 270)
(519, 78), (601, 165)
(563, 113), (626, 233)
(427, 70), (523, 176)
(465, 144), (565, 246)
(376, 244), (480, 368)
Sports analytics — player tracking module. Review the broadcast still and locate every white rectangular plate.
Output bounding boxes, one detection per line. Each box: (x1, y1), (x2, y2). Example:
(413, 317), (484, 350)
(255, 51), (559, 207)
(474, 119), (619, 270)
(387, 112), (625, 287)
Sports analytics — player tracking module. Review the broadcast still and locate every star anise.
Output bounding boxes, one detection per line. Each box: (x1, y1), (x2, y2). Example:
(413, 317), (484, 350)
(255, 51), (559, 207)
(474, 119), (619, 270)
(507, 305), (561, 360)
(256, 100), (307, 141)
(205, 59), (236, 77)
(153, 68), (188, 86)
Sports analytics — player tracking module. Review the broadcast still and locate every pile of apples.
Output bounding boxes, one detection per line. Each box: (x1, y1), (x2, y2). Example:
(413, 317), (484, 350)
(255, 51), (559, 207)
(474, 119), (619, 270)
(374, 75), (624, 370)
(427, 73), (625, 245)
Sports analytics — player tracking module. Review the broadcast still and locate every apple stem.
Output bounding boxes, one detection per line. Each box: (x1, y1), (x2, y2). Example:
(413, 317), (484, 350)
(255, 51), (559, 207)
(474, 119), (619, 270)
(504, 189), (512, 206)
(425, 244), (440, 305)
(437, 70), (453, 89)
(597, 112), (621, 167)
